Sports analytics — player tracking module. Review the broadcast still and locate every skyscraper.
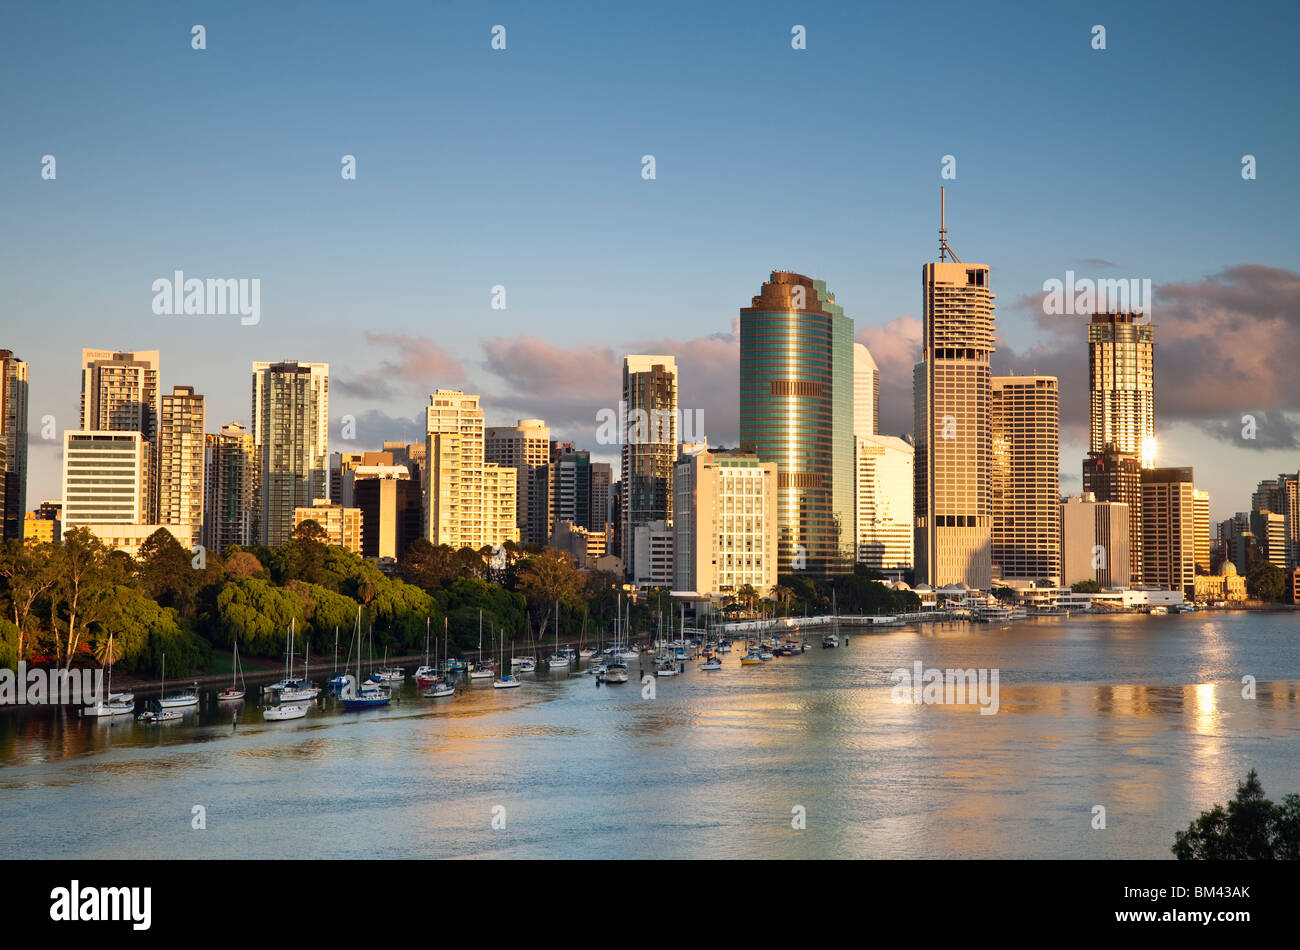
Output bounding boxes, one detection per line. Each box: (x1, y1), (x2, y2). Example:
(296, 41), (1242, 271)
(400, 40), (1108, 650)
(854, 434), (914, 576)
(622, 355), (678, 580)
(1060, 494), (1130, 589)
(251, 361), (330, 546)
(914, 196), (995, 590)
(62, 431), (147, 530)
(157, 385), (205, 548)
(990, 375), (1061, 585)
(673, 448), (778, 598)
(424, 390), (517, 550)
(1087, 312), (1155, 464)
(203, 422), (255, 554)
(80, 349), (161, 521)
(1193, 488), (1210, 575)
(1141, 467), (1197, 597)
(853, 342), (879, 438)
(486, 419), (552, 544)
(740, 273), (854, 576)
(0, 350), (28, 540)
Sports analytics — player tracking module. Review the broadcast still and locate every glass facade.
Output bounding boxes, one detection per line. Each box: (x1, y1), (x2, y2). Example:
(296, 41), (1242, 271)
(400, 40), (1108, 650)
(739, 272), (854, 576)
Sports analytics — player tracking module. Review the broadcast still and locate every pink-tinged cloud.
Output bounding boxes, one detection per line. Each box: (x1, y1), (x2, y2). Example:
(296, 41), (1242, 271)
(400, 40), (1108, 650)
(335, 332), (467, 398)
(858, 315), (921, 436)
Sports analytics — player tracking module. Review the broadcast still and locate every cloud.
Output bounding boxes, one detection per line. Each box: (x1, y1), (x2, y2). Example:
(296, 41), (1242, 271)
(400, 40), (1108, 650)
(334, 332), (467, 399)
(1080, 258), (1116, 269)
(858, 315), (921, 436)
(996, 264), (1300, 451)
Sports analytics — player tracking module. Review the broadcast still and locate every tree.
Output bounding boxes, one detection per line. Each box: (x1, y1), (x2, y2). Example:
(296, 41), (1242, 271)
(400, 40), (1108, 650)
(1070, 580), (1101, 594)
(136, 529), (202, 616)
(0, 539), (57, 663)
(52, 528), (114, 668)
(516, 548), (586, 614)
(1246, 563), (1285, 602)
(1173, 769), (1300, 859)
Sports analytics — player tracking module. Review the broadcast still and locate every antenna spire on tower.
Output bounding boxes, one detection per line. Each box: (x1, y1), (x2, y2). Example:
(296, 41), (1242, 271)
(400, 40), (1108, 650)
(939, 186), (961, 262)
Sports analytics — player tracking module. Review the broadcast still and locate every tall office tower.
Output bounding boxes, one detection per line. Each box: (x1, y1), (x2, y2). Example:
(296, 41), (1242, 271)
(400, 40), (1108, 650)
(0, 351), (29, 540)
(673, 448), (778, 598)
(854, 434), (914, 576)
(1083, 452), (1143, 584)
(1279, 473), (1300, 570)
(1250, 509), (1287, 570)
(622, 355), (679, 580)
(1252, 478), (1282, 514)
(740, 273), (854, 577)
(913, 195), (995, 589)
(203, 422), (256, 554)
(352, 465), (422, 560)
(609, 480), (624, 559)
(1061, 494), (1130, 589)
(1193, 488), (1210, 575)
(853, 342), (879, 438)
(157, 386), (205, 548)
(552, 444), (597, 530)
(424, 390), (517, 550)
(80, 349), (161, 521)
(990, 375), (1061, 585)
(1141, 467), (1197, 597)
(1087, 313), (1155, 463)
(251, 361), (329, 546)
(485, 419), (552, 544)
(62, 431), (147, 531)
(590, 461), (612, 537)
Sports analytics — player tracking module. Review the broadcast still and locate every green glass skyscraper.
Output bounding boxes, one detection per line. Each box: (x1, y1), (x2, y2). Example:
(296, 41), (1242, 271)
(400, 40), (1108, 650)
(739, 271), (855, 576)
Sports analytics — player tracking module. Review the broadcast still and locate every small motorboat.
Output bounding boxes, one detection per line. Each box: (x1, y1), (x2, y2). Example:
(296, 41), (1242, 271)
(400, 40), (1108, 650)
(602, 663), (630, 684)
(699, 659), (722, 671)
(263, 703), (308, 721)
(740, 651), (764, 666)
(657, 665), (681, 677)
(138, 708), (182, 724)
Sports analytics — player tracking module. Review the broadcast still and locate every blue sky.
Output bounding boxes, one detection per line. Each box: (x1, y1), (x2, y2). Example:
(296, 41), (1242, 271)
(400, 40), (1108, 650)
(2, 0), (1298, 522)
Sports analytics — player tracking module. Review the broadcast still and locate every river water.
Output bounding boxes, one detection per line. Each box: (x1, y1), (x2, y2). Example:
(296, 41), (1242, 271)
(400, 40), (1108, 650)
(2, 611), (1298, 859)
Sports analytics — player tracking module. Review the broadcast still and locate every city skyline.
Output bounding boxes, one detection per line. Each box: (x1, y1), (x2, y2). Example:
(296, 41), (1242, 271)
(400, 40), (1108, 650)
(3, 3), (1298, 525)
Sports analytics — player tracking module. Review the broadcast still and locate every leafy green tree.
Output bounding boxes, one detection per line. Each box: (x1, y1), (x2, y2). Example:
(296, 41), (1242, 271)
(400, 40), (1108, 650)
(1173, 769), (1300, 859)
(516, 548), (586, 614)
(1246, 563), (1286, 602)
(52, 528), (114, 667)
(136, 529), (203, 616)
(0, 539), (58, 663)
(1070, 580), (1102, 594)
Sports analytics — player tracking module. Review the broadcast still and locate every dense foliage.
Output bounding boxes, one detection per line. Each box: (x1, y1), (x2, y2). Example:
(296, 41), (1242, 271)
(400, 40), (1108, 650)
(0, 527), (918, 677)
(1173, 769), (1300, 859)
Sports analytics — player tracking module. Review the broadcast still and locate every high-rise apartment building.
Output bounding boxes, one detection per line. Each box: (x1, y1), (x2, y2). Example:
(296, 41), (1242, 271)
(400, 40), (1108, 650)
(1087, 313), (1155, 464)
(294, 499), (362, 552)
(62, 431), (148, 530)
(1061, 493), (1130, 589)
(673, 448), (778, 598)
(251, 361), (330, 546)
(203, 422), (256, 554)
(990, 375), (1060, 585)
(0, 350), (29, 540)
(424, 390), (516, 550)
(854, 434), (914, 575)
(853, 342), (879, 438)
(913, 207), (996, 590)
(486, 419), (552, 544)
(80, 349), (161, 521)
(622, 356), (679, 580)
(352, 465), (422, 560)
(157, 385), (205, 548)
(1193, 488), (1210, 575)
(740, 273), (854, 577)
(1141, 467), (1197, 596)
(1250, 509), (1287, 570)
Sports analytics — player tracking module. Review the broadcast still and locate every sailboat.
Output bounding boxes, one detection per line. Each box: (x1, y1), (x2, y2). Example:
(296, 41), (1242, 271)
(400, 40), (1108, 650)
(276, 620), (320, 700)
(341, 618), (391, 709)
(83, 631), (135, 716)
(493, 629), (521, 689)
(469, 609), (494, 679)
(415, 617), (438, 685)
(601, 594), (630, 683)
(328, 622), (350, 695)
(547, 600), (569, 668)
(138, 653), (184, 722)
(218, 640), (246, 701)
